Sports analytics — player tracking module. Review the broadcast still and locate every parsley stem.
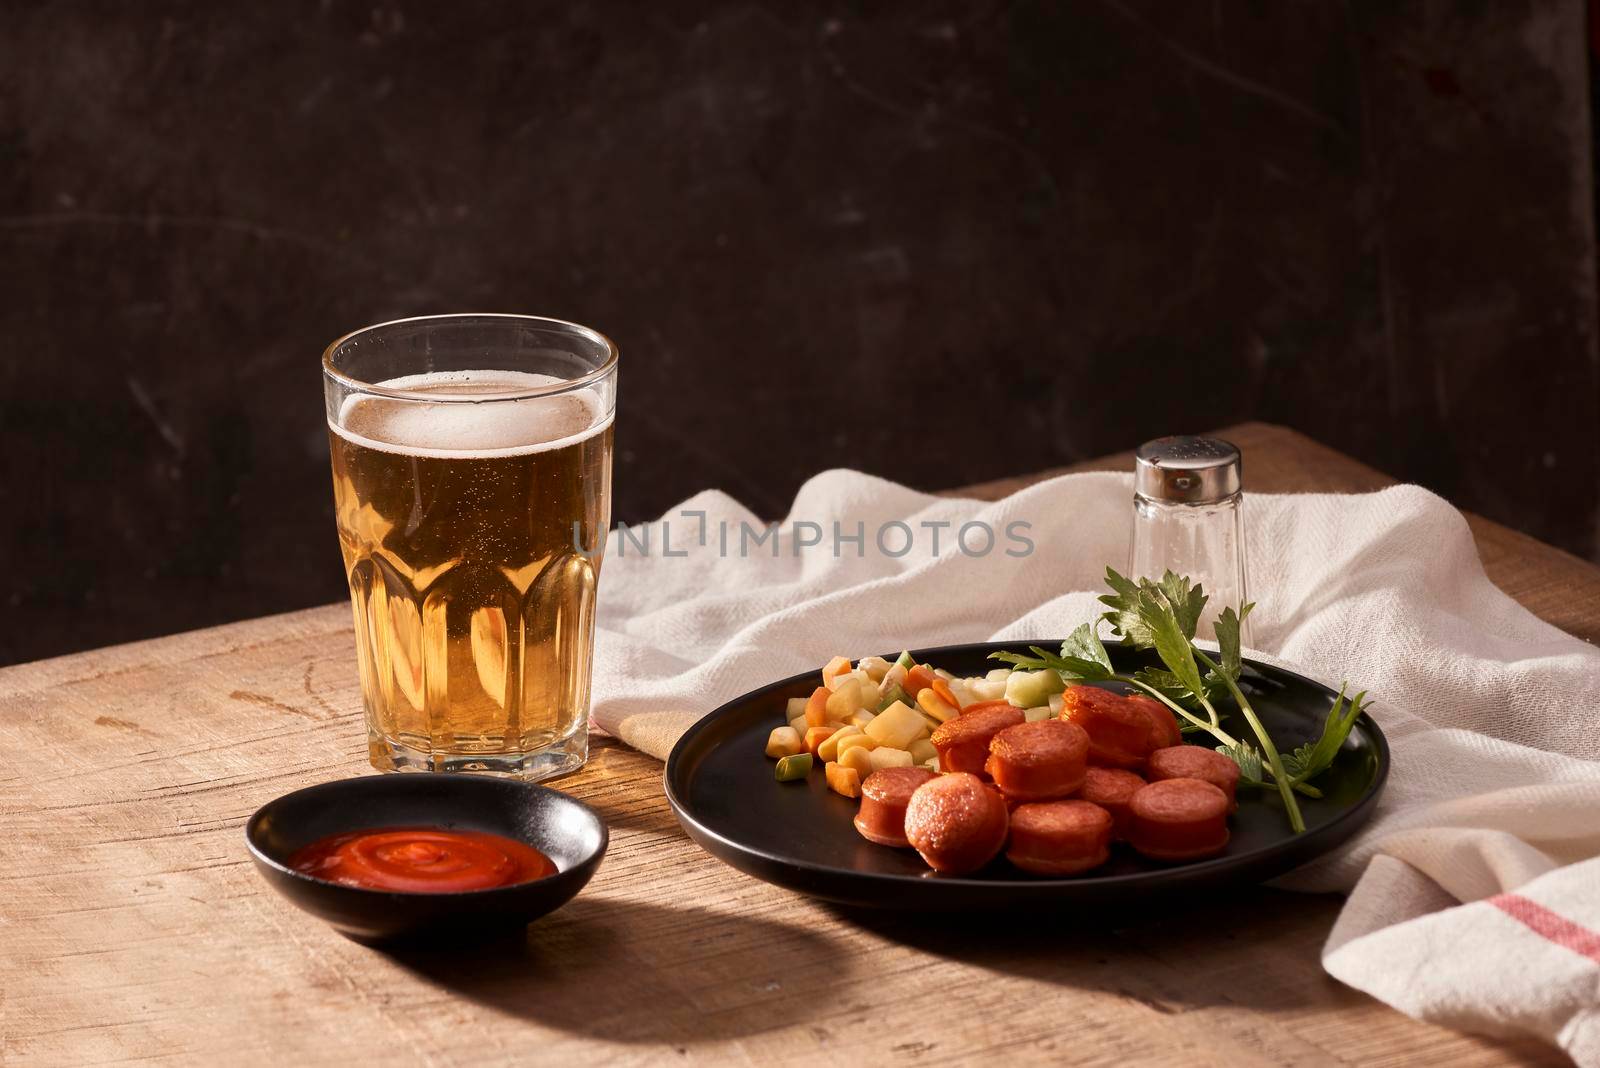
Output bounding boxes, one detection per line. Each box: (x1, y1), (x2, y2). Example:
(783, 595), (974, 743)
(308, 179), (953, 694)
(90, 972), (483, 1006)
(1114, 674), (1239, 748)
(1194, 649), (1305, 834)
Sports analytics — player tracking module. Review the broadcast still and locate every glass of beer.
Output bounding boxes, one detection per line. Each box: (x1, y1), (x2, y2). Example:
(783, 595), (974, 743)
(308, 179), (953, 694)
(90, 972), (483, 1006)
(322, 315), (617, 780)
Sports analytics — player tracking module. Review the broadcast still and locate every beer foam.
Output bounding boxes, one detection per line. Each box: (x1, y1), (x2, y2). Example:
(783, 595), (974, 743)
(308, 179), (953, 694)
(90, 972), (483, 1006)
(332, 370), (611, 458)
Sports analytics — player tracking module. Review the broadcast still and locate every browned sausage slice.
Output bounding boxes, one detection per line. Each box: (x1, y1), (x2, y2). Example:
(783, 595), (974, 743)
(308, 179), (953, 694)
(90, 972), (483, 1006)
(903, 772), (1010, 874)
(1058, 686), (1155, 768)
(1127, 694), (1182, 750)
(1075, 766), (1146, 839)
(1006, 800), (1114, 876)
(931, 705), (1024, 776)
(1145, 745), (1242, 811)
(985, 718), (1089, 802)
(1128, 778), (1230, 861)
(854, 766), (938, 847)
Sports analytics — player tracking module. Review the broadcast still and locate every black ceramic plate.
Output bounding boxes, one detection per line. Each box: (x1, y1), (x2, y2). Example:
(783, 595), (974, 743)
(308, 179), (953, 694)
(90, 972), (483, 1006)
(665, 642), (1387, 909)
(247, 773), (607, 942)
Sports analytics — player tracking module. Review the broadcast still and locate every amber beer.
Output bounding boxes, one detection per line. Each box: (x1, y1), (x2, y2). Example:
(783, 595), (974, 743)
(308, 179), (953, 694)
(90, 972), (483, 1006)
(328, 367), (613, 778)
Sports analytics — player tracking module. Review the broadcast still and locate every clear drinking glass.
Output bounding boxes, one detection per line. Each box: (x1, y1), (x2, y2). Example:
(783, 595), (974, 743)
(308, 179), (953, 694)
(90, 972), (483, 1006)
(322, 315), (618, 780)
(1129, 436), (1252, 647)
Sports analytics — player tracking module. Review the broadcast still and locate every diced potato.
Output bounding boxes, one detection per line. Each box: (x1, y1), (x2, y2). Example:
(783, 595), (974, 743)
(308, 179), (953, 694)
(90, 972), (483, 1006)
(967, 681), (1004, 703)
(1006, 669), (1067, 709)
(803, 724), (839, 756)
(1022, 706), (1055, 723)
(869, 747), (913, 771)
(857, 655), (891, 682)
(909, 738), (937, 765)
(1048, 693), (1065, 716)
(786, 696), (809, 720)
(818, 725), (863, 761)
(916, 688), (959, 724)
(835, 732), (876, 757)
(918, 759), (940, 772)
(826, 677), (877, 720)
(855, 674), (882, 707)
(881, 663), (908, 693)
(864, 700), (926, 750)
(947, 680), (976, 709)
(766, 725), (803, 757)
(838, 745), (875, 778)
(986, 668), (1013, 684)
(847, 708), (876, 730)
(825, 760), (862, 797)
(823, 656), (854, 688)
(789, 716), (808, 737)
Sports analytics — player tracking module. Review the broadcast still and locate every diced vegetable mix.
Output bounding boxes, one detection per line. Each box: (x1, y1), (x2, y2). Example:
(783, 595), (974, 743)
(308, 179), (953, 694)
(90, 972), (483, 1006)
(766, 653), (1011, 795)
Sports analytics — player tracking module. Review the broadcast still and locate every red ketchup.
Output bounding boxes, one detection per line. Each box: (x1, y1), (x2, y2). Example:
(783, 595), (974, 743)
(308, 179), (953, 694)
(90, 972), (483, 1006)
(288, 827), (556, 893)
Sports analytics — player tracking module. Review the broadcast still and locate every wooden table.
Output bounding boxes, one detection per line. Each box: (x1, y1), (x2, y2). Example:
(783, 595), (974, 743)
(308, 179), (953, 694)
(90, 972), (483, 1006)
(4, 423), (1584, 1067)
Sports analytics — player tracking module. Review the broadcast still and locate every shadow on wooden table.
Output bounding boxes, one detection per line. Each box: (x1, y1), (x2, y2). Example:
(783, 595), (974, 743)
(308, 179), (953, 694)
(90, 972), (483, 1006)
(828, 884), (1574, 1064)
(385, 894), (815, 1044)
(828, 885), (1352, 1014)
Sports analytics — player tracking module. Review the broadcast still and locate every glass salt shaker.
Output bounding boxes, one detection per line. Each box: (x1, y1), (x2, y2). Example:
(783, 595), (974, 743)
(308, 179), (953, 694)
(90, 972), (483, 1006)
(1130, 435), (1253, 647)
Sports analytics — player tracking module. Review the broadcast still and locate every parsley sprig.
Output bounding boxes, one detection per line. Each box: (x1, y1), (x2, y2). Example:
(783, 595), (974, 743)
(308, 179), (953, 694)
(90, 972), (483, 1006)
(991, 567), (1370, 834)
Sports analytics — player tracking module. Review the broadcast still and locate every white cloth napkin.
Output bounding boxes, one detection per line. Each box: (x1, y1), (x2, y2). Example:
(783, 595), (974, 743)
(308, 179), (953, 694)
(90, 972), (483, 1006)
(588, 470), (1600, 1062)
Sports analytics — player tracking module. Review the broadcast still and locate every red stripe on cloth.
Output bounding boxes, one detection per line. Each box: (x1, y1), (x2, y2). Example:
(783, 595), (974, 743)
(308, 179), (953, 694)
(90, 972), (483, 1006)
(1488, 893), (1600, 965)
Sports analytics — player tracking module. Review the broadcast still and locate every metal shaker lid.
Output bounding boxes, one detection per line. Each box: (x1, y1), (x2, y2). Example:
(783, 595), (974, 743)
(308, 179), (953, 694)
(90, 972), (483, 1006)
(1134, 435), (1242, 504)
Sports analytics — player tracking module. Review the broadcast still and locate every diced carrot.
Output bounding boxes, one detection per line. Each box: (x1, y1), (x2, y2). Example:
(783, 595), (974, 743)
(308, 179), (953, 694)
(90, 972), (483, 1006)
(822, 656), (853, 687)
(931, 677), (963, 711)
(904, 665), (936, 696)
(916, 688), (959, 723)
(825, 761), (862, 798)
(804, 724), (840, 755)
(804, 686), (832, 727)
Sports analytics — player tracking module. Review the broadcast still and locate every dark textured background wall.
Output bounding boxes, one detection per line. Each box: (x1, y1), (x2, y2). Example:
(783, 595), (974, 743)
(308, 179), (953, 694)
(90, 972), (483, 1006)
(2, 1), (1596, 666)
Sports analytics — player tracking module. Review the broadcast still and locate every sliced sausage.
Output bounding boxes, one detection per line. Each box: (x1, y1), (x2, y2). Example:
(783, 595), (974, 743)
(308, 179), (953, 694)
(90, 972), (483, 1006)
(903, 772), (1010, 874)
(1075, 766), (1146, 839)
(1006, 800), (1114, 876)
(1127, 778), (1231, 861)
(959, 700), (1020, 716)
(931, 705), (1024, 776)
(1146, 745), (1241, 812)
(853, 767), (938, 847)
(1127, 694), (1182, 750)
(984, 718), (1089, 802)
(1058, 686), (1156, 768)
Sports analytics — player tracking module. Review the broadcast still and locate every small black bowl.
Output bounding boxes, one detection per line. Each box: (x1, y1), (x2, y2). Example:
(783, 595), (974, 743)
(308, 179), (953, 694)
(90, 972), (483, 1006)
(245, 773), (607, 943)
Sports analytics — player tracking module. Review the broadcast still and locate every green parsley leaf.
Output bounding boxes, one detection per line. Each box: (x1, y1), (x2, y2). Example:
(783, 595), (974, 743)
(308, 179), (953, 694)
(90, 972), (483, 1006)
(988, 650), (1053, 671)
(1138, 587), (1208, 699)
(1217, 742), (1265, 785)
(989, 640), (1111, 682)
(1212, 602), (1254, 685)
(1132, 667), (1225, 711)
(1099, 567), (1157, 647)
(1100, 568), (1209, 648)
(1152, 570), (1207, 641)
(1058, 623), (1114, 678)
(1282, 686), (1368, 783)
